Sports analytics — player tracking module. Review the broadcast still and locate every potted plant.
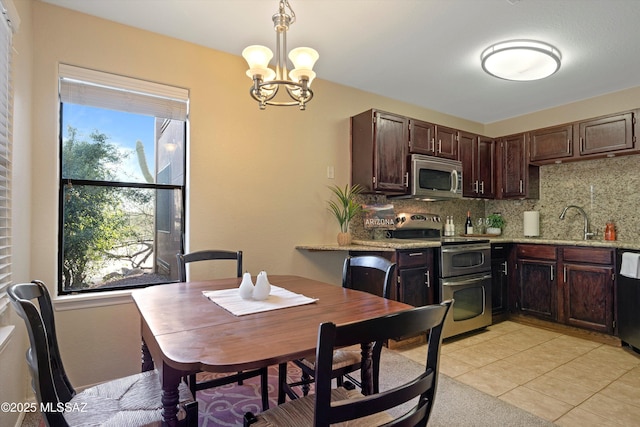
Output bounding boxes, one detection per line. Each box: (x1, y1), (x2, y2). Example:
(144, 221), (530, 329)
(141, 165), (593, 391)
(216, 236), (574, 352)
(327, 184), (363, 246)
(486, 213), (505, 235)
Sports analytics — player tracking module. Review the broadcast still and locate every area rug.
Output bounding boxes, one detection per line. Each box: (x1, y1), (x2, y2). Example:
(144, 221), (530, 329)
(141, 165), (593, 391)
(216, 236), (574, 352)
(195, 348), (556, 426)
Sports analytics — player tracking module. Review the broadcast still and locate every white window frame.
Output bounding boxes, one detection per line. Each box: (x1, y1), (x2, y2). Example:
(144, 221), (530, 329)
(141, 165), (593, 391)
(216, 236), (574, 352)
(0, 0), (18, 349)
(57, 64), (188, 298)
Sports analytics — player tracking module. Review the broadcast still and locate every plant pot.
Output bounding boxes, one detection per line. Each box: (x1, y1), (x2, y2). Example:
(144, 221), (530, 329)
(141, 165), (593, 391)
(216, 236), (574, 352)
(337, 232), (352, 246)
(486, 227), (502, 235)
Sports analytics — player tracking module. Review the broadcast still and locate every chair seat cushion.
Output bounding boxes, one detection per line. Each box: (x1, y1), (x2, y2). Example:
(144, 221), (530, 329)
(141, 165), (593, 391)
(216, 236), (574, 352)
(248, 387), (393, 427)
(62, 370), (192, 426)
(299, 346), (362, 370)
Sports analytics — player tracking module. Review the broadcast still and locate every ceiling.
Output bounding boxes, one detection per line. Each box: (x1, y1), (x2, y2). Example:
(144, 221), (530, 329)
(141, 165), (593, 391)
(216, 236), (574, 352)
(40, 0), (640, 124)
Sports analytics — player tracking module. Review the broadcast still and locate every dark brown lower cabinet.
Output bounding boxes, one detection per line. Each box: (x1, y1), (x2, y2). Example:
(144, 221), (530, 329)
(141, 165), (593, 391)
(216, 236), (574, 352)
(348, 248), (435, 307)
(514, 244), (615, 334)
(396, 249), (435, 307)
(561, 247), (615, 334)
(517, 258), (558, 322)
(491, 244), (510, 316)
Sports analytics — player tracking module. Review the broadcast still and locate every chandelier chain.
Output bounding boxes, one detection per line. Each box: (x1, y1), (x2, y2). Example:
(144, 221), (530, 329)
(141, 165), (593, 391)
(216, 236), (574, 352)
(280, 0), (296, 26)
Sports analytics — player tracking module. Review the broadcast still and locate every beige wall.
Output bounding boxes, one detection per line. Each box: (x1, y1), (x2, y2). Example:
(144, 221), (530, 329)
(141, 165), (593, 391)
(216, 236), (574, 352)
(485, 87), (640, 137)
(7, 0), (640, 396)
(24, 1), (485, 389)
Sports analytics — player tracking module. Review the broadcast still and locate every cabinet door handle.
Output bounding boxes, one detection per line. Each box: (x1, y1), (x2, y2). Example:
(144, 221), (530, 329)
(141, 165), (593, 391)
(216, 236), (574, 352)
(502, 261), (508, 275)
(473, 180), (479, 193)
(430, 138), (435, 152)
(580, 137), (585, 152)
(403, 172), (409, 188)
(567, 138), (571, 152)
(425, 271), (430, 288)
(563, 266), (567, 283)
(408, 252), (424, 257)
(438, 139), (442, 153)
(519, 179), (524, 193)
(479, 181), (485, 194)
(550, 265), (555, 281)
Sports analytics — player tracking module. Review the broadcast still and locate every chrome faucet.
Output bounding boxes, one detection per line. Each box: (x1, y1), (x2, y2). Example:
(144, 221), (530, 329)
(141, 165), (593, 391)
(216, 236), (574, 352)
(559, 205), (595, 240)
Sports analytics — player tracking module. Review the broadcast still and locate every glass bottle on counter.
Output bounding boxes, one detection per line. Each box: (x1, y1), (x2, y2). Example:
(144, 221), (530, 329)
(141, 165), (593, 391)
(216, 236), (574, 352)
(465, 211), (474, 235)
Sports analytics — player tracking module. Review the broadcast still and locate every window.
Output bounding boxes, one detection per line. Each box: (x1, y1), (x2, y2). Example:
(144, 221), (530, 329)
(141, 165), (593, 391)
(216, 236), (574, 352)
(0, 0), (17, 342)
(58, 65), (188, 294)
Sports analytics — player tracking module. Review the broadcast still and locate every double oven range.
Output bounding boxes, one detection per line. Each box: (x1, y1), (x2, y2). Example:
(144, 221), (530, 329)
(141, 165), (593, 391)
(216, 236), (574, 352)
(389, 213), (492, 339)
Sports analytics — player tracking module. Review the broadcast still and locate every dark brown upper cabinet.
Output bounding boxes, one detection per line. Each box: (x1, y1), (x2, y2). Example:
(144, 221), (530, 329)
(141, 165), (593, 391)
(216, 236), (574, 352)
(497, 133), (539, 200)
(529, 109), (638, 165)
(459, 131), (495, 199)
(530, 124), (573, 163)
(434, 125), (458, 160)
(351, 109), (409, 194)
(408, 120), (457, 160)
(408, 119), (435, 154)
(579, 111), (635, 156)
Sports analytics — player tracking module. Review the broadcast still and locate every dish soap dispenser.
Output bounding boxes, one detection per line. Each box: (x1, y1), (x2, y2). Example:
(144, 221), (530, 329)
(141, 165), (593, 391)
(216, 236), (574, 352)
(605, 221), (616, 241)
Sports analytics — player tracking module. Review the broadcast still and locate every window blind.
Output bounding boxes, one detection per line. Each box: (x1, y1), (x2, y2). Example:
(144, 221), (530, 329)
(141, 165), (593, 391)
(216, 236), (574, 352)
(0, 0), (16, 323)
(59, 64), (189, 121)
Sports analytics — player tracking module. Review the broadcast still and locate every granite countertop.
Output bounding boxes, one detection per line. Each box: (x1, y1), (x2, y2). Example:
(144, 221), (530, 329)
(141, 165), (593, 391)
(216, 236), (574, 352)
(297, 237), (640, 251)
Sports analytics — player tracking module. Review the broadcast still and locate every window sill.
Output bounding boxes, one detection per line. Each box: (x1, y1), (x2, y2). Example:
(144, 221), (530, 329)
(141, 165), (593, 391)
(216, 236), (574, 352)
(0, 325), (15, 354)
(53, 289), (135, 311)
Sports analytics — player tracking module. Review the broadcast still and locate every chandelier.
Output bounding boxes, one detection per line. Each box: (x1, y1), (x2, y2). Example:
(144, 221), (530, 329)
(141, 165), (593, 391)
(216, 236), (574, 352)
(242, 0), (319, 110)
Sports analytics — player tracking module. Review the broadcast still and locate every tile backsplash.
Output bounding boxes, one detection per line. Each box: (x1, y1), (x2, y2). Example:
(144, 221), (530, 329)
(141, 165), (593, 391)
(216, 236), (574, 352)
(488, 154), (640, 243)
(353, 154), (640, 244)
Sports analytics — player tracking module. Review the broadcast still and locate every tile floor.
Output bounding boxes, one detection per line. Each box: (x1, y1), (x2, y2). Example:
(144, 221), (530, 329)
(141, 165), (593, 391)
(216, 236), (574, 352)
(397, 320), (640, 426)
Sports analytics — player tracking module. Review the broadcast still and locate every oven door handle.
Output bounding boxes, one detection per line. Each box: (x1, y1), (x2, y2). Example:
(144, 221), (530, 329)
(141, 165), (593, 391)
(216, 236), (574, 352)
(441, 244), (491, 253)
(442, 273), (492, 286)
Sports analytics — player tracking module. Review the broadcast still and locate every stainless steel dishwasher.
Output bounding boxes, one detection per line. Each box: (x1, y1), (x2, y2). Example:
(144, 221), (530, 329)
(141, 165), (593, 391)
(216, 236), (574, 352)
(617, 249), (640, 353)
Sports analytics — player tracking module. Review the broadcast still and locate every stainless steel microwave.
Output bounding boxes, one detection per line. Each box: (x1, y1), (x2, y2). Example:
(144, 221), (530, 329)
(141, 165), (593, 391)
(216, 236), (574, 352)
(398, 154), (462, 200)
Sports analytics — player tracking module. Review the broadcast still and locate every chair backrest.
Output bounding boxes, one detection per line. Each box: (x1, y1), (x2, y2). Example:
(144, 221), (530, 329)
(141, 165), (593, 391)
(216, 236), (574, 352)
(8, 280), (75, 426)
(342, 255), (396, 299)
(176, 249), (243, 281)
(313, 300), (452, 427)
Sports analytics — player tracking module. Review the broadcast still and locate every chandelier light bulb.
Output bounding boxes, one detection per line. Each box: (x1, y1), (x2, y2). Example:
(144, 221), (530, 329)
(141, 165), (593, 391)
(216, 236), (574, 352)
(288, 47), (319, 71)
(242, 45), (273, 73)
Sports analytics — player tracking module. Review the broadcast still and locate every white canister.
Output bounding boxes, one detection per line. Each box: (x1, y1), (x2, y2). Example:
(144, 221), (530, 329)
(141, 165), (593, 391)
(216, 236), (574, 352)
(523, 211), (540, 237)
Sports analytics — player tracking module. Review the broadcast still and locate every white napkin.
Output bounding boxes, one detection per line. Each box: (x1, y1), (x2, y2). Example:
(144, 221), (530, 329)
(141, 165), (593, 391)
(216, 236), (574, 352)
(203, 285), (318, 316)
(620, 252), (640, 279)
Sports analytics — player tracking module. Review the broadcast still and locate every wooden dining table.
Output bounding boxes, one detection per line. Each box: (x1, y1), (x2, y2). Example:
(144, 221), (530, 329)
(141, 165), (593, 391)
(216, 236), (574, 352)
(131, 274), (413, 426)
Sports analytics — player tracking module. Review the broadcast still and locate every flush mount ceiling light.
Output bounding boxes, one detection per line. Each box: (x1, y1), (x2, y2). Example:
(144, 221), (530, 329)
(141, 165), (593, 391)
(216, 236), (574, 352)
(242, 0), (319, 110)
(481, 40), (562, 81)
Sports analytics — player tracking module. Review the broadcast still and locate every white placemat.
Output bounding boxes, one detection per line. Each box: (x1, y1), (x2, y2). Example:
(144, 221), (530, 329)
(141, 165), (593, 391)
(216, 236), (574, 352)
(203, 285), (319, 316)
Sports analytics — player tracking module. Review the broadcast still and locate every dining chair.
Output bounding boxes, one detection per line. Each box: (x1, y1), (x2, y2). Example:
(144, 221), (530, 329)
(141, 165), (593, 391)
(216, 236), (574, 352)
(8, 280), (198, 427)
(176, 249), (244, 282)
(281, 255), (396, 400)
(246, 300), (453, 427)
(176, 249), (270, 410)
